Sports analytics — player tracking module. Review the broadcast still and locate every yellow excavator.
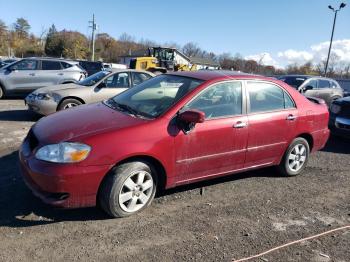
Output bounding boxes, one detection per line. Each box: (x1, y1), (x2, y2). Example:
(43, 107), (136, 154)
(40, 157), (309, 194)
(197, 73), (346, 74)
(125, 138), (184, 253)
(129, 47), (197, 74)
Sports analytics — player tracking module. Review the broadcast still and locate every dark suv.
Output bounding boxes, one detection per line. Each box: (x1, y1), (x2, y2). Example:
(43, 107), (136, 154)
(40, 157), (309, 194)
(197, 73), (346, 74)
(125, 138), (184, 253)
(277, 75), (343, 106)
(77, 61), (104, 76)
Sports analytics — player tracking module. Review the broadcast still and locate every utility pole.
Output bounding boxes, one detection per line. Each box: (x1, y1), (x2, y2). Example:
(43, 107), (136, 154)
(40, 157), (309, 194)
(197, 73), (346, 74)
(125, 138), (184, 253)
(324, 3), (346, 76)
(89, 14), (97, 61)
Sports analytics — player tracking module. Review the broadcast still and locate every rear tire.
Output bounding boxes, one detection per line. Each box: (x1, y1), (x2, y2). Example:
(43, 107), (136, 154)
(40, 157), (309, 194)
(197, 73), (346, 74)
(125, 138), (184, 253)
(99, 161), (157, 218)
(278, 137), (310, 176)
(58, 98), (82, 111)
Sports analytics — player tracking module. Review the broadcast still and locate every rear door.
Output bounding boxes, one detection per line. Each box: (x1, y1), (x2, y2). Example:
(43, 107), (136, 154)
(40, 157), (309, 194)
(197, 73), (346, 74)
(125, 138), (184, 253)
(37, 60), (64, 87)
(174, 81), (248, 182)
(245, 81), (297, 167)
(91, 72), (130, 102)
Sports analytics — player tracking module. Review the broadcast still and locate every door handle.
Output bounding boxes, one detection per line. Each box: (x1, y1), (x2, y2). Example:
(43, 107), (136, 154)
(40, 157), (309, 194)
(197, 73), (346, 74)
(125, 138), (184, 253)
(58, 73), (64, 76)
(233, 121), (248, 128)
(29, 73), (35, 76)
(286, 114), (297, 121)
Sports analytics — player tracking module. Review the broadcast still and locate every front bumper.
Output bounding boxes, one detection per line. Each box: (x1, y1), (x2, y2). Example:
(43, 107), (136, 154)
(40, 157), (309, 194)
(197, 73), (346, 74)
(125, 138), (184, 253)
(19, 139), (112, 208)
(25, 97), (58, 116)
(329, 115), (350, 138)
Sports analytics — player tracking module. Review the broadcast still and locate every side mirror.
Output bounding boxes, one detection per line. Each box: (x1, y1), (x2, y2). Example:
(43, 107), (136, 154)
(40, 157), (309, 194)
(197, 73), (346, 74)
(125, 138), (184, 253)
(304, 85), (313, 91)
(178, 110), (205, 124)
(177, 109), (205, 134)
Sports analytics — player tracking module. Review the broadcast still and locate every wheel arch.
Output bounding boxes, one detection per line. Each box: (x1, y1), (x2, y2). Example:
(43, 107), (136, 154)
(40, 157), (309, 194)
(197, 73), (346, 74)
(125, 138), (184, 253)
(57, 96), (85, 110)
(295, 133), (314, 151)
(97, 155), (167, 202)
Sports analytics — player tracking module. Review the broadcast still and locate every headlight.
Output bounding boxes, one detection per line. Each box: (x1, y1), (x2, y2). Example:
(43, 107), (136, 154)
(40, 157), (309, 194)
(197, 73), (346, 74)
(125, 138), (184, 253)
(35, 142), (91, 163)
(36, 93), (52, 100)
(330, 104), (341, 114)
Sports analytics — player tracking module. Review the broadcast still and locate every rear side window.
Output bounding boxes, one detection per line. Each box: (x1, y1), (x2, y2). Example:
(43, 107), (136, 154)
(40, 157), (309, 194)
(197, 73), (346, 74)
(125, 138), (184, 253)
(248, 82), (287, 113)
(284, 92), (295, 108)
(318, 80), (330, 89)
(42, 60), (62, 70)
(330, 80), (338, 88)
(61, 62), (73, 69)
(186, 81), (242, 119)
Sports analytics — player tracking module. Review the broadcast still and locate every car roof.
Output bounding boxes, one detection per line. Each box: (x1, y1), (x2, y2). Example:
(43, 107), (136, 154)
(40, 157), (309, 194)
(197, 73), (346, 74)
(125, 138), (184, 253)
(168, 70), (266, 81)
(107, 68), (155, 75)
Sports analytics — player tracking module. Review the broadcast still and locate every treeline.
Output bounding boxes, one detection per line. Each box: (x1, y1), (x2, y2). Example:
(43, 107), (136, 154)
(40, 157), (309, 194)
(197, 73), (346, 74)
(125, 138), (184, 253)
(0, 17), (349, 78)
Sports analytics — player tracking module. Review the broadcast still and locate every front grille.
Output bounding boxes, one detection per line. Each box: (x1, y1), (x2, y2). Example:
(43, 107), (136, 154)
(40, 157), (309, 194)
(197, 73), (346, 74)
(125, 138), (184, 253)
(27, 129), (39, 151)
(337, 123), (350, 130)
(338, 104), (350, 118)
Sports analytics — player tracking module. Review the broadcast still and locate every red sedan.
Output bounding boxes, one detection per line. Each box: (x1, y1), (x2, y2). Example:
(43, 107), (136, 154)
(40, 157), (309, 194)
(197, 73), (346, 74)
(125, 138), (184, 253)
(19, 71), (330, 217)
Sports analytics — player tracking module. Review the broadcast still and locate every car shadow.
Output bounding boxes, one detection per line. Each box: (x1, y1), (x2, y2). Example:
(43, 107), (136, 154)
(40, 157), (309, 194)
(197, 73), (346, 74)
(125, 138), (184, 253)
(0, 110), (41, 122)
(0, 151), (282, 228)
(321, 134), (350, 154)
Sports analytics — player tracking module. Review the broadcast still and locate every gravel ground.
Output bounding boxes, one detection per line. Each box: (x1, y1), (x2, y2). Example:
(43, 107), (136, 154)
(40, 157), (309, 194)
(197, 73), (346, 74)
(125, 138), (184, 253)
(0, 99), (349, 262)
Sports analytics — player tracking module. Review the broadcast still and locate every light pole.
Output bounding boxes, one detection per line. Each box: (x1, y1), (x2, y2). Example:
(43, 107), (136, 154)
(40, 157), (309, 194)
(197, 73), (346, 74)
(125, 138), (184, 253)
(324, 2), (346, 76)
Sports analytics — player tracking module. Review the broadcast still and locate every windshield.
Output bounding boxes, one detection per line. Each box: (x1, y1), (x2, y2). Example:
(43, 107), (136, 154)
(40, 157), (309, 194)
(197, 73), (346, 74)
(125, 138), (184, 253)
(279, 76), (307, 88)
(105, 74), (203, 118)
(78, 71), (110, 86)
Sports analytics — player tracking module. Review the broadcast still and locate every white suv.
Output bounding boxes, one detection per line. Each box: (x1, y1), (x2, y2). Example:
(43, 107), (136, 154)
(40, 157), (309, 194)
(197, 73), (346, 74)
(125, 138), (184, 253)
(0, 58), (86, 99)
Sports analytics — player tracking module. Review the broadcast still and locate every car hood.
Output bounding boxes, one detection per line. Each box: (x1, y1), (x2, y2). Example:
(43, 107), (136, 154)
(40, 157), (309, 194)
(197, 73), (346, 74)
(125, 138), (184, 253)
(33, 83), (81, 94)
(32, 102), (147, 144)
(334, 96), (350, 105)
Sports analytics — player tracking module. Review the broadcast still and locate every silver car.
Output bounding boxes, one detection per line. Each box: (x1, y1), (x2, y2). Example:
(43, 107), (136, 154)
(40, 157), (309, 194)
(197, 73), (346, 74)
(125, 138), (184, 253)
(25, 69), (154, 115)
(0, 58), (86, 99)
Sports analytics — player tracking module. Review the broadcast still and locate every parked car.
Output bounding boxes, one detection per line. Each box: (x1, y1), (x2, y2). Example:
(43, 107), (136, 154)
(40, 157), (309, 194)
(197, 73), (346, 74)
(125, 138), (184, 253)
(329, 96), (350, 137)
(0, 58), (86, 99)
(277, 75), (343, 106)
(77, 60), (104, 76)
(19, 71), (330, 218)
(25, 69), (154, 115)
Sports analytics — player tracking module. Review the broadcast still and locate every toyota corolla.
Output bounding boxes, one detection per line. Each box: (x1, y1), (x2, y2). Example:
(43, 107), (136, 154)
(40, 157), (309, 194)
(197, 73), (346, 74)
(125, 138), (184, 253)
(19, 71), (330, 218)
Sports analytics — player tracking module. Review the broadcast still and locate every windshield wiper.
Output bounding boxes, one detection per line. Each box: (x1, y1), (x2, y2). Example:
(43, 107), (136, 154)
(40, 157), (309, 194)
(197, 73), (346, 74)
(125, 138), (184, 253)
(116, 103), (139, 117)
(105, 99), (154, 119)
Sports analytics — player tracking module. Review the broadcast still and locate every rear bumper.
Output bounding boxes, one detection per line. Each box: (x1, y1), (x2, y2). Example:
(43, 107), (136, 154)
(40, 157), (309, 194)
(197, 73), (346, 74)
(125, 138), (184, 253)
(19, 142), (112, 208)
(311, 128), (330, 152)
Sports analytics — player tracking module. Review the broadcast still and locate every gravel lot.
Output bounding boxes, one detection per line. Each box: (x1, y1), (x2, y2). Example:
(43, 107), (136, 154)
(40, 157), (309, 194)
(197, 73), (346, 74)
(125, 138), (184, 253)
(0, 99), (349, 262)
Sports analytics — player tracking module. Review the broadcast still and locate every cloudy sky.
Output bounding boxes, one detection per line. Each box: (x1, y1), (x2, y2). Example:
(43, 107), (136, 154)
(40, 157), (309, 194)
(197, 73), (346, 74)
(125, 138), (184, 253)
(1, 0), (349, 68)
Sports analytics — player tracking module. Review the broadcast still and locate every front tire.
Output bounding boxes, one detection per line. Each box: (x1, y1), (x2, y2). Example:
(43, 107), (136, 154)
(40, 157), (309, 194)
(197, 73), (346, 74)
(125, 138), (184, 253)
(99, 161), (157, 218)
(58, 98), (82, 111)
(278, 137), (310, 176)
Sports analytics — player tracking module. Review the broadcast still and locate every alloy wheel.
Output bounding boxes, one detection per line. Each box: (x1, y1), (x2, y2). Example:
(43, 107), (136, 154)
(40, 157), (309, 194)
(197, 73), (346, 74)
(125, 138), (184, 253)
(118, 170), (154, 213)
(288, 144), (307, 172)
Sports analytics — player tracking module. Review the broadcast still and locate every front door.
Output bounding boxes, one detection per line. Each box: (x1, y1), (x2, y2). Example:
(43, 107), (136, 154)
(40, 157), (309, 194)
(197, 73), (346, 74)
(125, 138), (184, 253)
(174, 81), (248, 182)
(6, 59), (40, 93)
(92, 72), (130, 102)
(245, 81), (297, 167)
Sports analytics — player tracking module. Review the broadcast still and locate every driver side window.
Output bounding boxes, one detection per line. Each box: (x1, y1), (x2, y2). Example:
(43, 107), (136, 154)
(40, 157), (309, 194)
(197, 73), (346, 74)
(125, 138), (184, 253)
(185, 81), (242, 119)
(10, 60), (38, 70)
(105, 72), (130, 88)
